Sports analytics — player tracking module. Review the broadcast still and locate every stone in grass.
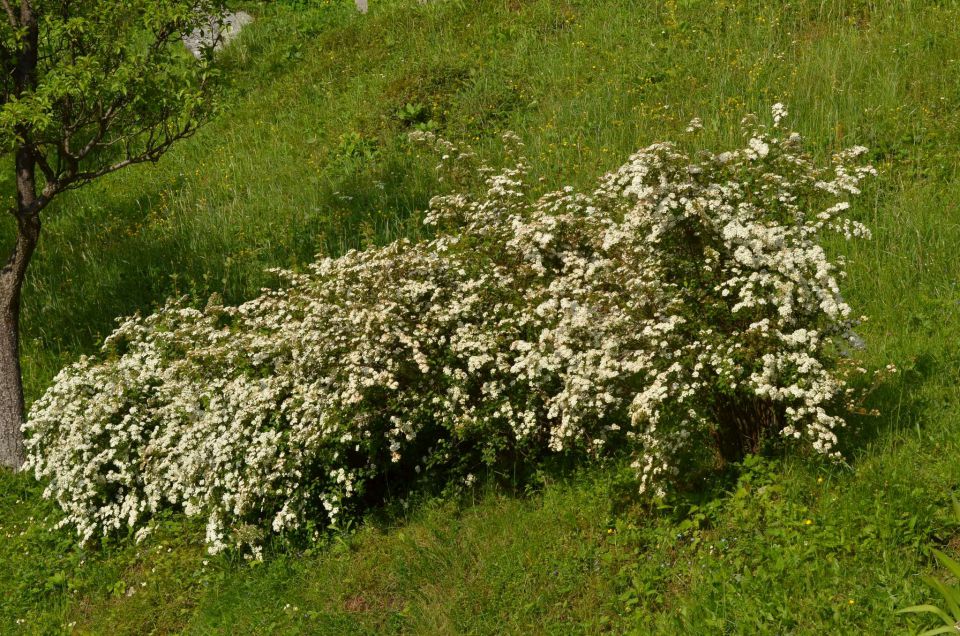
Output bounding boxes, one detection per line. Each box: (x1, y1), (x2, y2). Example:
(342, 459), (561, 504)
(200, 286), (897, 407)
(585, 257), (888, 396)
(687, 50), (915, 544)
(356, 1), (428, 15)
(182, 11), (253, 59)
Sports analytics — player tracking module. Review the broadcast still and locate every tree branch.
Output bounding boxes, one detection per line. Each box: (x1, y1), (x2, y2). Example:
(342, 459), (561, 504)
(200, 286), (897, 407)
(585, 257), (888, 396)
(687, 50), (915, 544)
(17, 0), (32, 31)
(33, 149), (56, 185)
(59, 120), (200, 192)
(0, 0), (17, 28)
(71, 103), (120, 161)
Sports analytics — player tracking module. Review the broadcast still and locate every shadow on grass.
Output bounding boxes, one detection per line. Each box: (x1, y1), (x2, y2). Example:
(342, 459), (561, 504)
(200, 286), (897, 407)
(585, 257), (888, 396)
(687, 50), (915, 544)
(361, 350), (940, 539)
(837, 351), (937, 460)
(594, 353), (943, 528)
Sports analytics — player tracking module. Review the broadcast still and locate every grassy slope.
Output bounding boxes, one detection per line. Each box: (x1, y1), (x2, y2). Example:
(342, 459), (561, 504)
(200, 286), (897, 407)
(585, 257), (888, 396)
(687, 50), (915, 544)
(2, 0), (960, 632)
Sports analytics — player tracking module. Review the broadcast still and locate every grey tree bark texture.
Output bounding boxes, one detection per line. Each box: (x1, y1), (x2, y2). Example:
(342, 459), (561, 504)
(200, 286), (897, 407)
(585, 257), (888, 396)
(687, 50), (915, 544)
(0, 205), (37, 471)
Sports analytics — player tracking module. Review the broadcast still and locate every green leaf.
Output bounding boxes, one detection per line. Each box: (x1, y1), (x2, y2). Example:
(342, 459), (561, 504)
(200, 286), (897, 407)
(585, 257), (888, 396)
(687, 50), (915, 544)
(924, 576), (960, 620)
(898, 604), (956, 627)
(918, 627), (960, 636)
(933, 549), (960, 583)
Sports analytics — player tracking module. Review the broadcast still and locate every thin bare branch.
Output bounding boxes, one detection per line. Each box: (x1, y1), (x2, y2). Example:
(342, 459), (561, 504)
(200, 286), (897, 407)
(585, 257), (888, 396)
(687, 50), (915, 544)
(60, 122), (200, 192)
(0, 0), (17, 28)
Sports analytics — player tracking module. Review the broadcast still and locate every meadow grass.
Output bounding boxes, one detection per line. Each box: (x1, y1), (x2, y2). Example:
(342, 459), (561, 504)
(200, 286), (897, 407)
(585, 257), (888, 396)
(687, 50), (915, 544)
(2, 0), (960, 633)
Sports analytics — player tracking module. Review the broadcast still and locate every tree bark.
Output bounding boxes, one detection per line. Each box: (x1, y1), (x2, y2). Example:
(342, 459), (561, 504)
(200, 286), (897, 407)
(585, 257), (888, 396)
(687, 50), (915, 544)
(0, 229), (35, 470)
(0, 0), (40, 471)
(0, 138), (41, 470)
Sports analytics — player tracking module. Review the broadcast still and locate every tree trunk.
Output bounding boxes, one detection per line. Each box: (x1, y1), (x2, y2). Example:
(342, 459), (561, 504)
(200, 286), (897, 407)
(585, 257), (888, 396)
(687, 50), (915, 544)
(1, 2), (41, 471)
(0, 270), (28, 470)
(0, 220), (38, 471)
(0, 144), (41, 470)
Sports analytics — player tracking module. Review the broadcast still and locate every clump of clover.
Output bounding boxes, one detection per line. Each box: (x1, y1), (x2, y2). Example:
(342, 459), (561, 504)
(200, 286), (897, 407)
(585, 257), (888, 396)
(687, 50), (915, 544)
(24, 105), (876, 555)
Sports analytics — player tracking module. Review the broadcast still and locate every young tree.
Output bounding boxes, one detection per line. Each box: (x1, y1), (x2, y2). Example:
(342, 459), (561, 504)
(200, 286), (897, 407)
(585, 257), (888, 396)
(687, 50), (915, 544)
(0, 0), (225, 469)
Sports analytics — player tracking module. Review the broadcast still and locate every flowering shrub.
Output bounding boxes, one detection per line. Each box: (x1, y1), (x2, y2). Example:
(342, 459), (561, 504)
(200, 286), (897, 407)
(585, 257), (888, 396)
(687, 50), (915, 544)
(25, 105), (876, 555)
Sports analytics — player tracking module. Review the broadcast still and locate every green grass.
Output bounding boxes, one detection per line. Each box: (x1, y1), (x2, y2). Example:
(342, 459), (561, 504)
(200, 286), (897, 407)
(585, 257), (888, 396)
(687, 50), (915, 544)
(3, 0), (960, 632)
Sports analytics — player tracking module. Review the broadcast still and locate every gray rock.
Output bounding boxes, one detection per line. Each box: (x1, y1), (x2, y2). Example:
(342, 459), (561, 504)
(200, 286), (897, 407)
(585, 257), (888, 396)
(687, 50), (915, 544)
(182, 10), (253, 59)
(356, 1), (428, 15)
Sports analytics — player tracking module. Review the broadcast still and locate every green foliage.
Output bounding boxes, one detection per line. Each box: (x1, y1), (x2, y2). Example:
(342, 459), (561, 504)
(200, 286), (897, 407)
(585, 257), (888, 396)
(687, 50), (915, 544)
(331, 130), (378, 166)
(0, 1), (224, 170)
(898, 498), (960, 635)
(395, 102), (439, 132)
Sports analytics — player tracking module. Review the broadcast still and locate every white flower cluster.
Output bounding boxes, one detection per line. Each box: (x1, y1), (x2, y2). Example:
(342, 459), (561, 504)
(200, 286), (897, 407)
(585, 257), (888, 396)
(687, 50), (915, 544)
(24, 105), (875, 552)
